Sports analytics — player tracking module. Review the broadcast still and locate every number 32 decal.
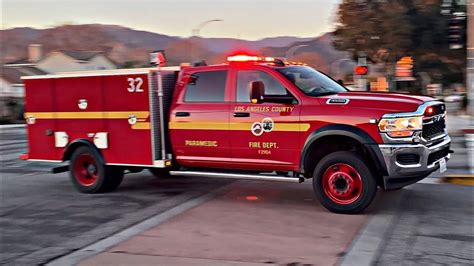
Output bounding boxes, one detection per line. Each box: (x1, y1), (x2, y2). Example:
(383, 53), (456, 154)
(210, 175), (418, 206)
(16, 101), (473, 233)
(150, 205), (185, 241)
(127, 77), (143, 92)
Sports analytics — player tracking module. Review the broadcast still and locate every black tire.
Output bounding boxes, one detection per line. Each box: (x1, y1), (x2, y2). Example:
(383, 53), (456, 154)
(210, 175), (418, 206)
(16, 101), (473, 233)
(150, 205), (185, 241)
(69, 146), (124, 193)
(105, 167), (124, 191)
(312, 151), (377, 214)
(149, 168), (171, 178)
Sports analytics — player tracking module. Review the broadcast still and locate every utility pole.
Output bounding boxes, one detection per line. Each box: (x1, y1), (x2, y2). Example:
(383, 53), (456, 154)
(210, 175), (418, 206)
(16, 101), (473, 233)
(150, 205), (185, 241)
(190, 19), (222, 64)
(285, 44), (309, 60)
(466, 0), (473, 174)
(468, 0), (473, 122)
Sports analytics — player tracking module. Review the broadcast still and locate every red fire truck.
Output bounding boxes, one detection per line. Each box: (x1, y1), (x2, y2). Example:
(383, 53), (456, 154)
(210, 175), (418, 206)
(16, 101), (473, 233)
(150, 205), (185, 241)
(20, 54), (451, 214)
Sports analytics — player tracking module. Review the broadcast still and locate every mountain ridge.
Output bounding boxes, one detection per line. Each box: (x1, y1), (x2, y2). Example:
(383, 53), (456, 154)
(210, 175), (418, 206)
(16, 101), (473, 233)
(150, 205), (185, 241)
(1, 24), (346, 68)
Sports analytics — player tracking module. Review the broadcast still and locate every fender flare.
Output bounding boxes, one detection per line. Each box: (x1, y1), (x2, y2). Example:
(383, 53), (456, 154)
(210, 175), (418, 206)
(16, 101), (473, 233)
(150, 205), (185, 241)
(300, 124), (387, 175)
(62, 139), (106, 164)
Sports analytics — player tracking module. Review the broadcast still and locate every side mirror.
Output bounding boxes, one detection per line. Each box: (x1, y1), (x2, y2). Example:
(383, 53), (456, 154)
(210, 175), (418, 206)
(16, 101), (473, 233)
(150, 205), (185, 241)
(250, 80), (296, 104)
(250, 81), (265, 104)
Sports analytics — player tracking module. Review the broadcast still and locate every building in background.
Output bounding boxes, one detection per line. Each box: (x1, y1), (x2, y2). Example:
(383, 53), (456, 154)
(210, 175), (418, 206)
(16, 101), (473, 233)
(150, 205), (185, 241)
(0, 67), (47, 121)
(1, 44), (117, 122)
(5, 44), (117, 74)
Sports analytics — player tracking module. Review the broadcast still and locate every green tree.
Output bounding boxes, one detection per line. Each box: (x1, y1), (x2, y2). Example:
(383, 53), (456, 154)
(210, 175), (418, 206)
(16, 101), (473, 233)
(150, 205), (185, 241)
(334, 0), (466, 85)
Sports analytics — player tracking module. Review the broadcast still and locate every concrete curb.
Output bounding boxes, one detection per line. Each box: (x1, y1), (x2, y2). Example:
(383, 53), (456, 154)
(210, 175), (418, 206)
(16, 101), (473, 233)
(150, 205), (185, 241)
(46, 183), (233, 266)
(0, 124), (26, 129)
(339, 190), (404, 266)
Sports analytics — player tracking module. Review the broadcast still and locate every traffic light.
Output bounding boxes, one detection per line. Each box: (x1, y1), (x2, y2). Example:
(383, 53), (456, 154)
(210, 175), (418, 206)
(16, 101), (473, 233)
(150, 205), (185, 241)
(448, 13), (466, 50)
(354, 66), (368, 75)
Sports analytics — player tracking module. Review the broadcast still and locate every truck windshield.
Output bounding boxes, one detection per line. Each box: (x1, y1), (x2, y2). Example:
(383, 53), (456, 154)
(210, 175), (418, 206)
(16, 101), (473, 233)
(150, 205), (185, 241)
(276, 66), (347, 97)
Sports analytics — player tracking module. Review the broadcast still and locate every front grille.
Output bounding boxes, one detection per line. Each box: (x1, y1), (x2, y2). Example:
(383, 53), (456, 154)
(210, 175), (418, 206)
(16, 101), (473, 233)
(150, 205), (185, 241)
(422, 119), (445, 140)
(396, 154), (420, 165)
(428, 147), (449, 165)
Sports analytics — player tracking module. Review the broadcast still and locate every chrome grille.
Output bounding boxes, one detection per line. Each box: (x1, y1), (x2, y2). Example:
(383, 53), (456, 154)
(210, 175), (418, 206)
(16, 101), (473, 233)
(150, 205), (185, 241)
(422, 104), (446, 141)
(422, 119), (445, 140)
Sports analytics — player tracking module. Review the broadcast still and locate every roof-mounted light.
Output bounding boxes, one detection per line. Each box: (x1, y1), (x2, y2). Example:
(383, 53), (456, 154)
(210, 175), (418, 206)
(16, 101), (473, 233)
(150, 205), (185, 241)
(226, 55), (275, 63)
(226, 54), (287, 66)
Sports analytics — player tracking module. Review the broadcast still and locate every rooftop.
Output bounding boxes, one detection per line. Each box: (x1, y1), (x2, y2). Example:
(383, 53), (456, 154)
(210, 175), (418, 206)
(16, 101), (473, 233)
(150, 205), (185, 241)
(61, 50), (103, 61)
(1, 67), (47, 84)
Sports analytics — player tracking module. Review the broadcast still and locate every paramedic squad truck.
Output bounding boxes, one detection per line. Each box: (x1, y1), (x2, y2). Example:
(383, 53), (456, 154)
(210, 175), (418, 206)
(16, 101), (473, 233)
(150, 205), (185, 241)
(20, 53), (452, 214)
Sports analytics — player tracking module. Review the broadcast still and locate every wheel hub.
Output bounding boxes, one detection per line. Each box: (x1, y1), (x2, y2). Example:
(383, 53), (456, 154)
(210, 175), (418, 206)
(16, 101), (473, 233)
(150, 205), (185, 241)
(87, 164), (97, 176)
(322, 163), (363, 205)
(74, 153), (98, 187)
(333, 174), (351, 193)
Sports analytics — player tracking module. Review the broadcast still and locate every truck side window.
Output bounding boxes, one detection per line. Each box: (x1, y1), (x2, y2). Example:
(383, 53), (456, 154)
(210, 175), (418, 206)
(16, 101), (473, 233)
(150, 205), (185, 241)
(184, 70), (227, 102)
(236, 70), (288, 102)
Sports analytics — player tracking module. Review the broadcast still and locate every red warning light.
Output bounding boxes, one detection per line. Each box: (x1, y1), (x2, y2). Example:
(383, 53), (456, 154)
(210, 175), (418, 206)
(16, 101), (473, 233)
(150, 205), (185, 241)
(150, 50), (167, 66)
(354, 66), (368, 75)
(227, 55), (275, 63)
(426, 107), (434, 115)
(245, 196), (259, 201)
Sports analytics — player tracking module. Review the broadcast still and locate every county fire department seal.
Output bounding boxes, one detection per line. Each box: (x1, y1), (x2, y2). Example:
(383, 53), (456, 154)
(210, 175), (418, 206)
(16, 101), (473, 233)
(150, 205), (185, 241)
(262, 117), (274, 132)
(251, 122), (264, 136)
(251, 117), (274, 136)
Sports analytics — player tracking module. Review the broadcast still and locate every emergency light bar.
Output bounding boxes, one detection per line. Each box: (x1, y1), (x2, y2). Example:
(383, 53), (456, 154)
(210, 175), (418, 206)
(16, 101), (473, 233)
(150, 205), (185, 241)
(226, 55), (275, 63)
(226, 54), (287, 66)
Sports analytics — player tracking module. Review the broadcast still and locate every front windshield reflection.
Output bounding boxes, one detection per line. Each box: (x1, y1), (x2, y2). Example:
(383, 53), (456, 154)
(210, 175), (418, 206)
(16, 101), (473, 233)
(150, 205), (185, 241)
(276, 66), (347, 97)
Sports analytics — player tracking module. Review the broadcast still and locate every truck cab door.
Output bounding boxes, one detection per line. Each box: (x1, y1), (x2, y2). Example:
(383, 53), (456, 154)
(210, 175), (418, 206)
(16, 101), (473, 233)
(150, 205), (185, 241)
(229, 69), (302, 171)
(169, 68), (231, 167)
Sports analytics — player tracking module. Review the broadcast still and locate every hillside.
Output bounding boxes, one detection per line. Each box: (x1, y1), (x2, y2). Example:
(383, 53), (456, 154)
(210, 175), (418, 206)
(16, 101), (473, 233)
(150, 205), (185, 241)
(1, 24), (347, 68)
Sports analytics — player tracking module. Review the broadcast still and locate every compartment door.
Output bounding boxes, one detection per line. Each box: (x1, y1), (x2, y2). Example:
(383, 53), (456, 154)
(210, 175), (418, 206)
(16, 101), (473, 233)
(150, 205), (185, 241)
(102, 74), (153, 165)
(24, 79), (59, 160)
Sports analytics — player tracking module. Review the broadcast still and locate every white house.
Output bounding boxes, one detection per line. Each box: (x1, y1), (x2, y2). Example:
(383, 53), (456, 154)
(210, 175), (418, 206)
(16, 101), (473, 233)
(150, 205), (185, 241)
(36, 50), (117, 73)
(0, 67), (47, 119)
(5, 44), (117, 74)
(1, 45), (117, 121)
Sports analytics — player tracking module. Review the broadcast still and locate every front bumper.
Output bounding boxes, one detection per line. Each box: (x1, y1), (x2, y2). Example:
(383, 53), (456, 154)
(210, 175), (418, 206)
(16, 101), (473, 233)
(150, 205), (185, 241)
(378, 135), (451, 189)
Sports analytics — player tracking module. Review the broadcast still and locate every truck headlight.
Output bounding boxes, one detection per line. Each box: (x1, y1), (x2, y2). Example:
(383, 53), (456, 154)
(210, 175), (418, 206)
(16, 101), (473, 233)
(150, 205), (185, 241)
(378, 116), (423, 138)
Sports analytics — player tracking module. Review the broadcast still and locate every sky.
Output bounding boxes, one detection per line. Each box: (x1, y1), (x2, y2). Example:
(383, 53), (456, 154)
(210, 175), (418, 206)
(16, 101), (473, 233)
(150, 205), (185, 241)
(1, 0), (341, 40)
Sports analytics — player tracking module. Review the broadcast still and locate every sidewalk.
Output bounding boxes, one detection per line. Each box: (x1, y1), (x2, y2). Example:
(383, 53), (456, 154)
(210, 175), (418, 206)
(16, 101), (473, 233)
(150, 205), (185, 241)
(78, 181), (368, 265)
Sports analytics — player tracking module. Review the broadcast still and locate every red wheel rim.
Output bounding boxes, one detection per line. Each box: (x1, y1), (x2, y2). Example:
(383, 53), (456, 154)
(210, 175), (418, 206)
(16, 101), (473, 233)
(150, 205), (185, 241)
(73, 154), (98, 186)
(322, 163), (362, 205)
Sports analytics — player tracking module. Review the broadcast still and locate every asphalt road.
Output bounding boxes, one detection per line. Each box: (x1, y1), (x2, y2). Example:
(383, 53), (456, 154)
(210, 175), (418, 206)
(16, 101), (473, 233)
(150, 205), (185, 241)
(0, 126), (471, 265)
(0, 127), (231, 265)
(374, 183), (473, 265)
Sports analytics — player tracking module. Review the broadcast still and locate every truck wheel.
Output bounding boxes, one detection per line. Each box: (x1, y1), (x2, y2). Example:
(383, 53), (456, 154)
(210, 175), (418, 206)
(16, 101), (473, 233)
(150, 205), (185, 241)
(69, 146), (124, 193)
(149, 168), (171, 178)
(312, 151), (377, 214)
